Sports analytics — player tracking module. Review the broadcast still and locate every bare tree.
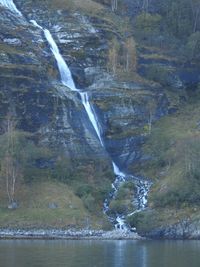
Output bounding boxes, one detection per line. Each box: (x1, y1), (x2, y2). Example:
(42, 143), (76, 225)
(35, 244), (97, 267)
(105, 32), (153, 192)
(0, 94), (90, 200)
(111, 0), (118, 12)
(146, 99), (156, 134)
(1, 115), (20, 208)
(190, 0), (200, 32)
(0, 114), (49, 208)
(142, 0), (149, 13)
(108, 38), (120, 74)
(124, 37), (137, 72)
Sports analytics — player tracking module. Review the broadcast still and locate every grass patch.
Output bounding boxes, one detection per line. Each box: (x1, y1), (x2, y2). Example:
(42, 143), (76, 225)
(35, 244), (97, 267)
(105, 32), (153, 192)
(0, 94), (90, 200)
(0, 181), (108, 229)
(48, 0), (104, 15)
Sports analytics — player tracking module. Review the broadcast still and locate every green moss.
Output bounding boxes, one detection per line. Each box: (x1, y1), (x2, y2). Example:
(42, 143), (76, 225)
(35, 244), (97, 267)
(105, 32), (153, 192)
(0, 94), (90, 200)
(0, 44), (24, 54)
(70, 49), (86, 59)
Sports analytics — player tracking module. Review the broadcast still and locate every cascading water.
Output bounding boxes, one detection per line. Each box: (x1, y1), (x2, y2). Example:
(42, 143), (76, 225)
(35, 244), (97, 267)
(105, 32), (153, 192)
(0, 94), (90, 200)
(30, 20), (105, 148)
(2, 0), (151, 232)
(80, 92), (104, 147)
(31, 19), (151, 230)
(0, 0), (22, 15)
(30, 20), (77, 92)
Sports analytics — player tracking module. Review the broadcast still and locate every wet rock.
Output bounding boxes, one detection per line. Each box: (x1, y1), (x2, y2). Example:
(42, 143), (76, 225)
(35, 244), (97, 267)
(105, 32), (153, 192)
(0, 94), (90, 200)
(48, 202), (58, 209)
(102, 230), (142, 239)
(3, 38), (22, 45)
(91, 81), (169, 171)
(8, 201), (18, 210)
(139, 218), (200, 240)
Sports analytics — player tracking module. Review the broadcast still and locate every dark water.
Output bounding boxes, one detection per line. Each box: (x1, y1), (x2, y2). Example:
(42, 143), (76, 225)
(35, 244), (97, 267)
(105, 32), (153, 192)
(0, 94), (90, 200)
(0, 239), (200, 267)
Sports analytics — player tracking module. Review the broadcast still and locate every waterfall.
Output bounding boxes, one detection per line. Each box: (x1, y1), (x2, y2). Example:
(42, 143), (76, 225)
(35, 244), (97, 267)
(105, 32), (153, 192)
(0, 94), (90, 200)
(112, 162), (126, 179)
(30, 20), (105, 147)
(30, 20), (77, 91)
(0, 0), (22, 16)
(80, 92), (104, 146)
(115, 216), (128, 231)
(30, 20), (139, 230)
(3, 1), (151, 231)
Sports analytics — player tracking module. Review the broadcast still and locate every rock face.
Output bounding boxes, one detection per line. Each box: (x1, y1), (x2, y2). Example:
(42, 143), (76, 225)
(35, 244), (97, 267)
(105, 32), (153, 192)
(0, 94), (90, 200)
(144, 219), (200, 240)
(91, 81), (169, 170)
(0, 0), (169, 174)
(0, 2), (109, 162)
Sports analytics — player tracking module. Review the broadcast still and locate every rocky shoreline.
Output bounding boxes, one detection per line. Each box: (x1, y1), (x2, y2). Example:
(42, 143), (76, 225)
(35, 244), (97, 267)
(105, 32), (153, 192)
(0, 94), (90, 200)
(0, 229), (142, 240)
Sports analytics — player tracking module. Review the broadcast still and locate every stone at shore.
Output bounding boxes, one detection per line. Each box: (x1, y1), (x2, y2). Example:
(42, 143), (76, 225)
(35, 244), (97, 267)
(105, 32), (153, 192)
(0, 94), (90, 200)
(102, 230), (142, 240)
(0, 229), (142, 240)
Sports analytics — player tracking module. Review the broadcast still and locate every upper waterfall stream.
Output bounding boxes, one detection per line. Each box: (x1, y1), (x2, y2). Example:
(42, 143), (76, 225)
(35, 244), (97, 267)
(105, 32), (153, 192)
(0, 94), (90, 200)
(0, 0), (22, 15)
(0, 0), (151, 231)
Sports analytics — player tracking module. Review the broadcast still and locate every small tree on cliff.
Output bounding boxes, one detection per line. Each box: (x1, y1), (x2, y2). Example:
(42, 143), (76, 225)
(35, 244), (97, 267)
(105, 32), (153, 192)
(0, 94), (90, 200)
(111, 0), (118, 12)
(0, 115), (20, 207)
(124, 37), (137, 72)
(108, 38), (120, 74)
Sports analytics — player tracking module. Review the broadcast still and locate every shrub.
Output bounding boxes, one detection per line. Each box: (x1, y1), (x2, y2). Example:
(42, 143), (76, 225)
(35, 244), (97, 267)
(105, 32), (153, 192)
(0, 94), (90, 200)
(83, 194), (96, 212)
(135, 12), (162, 42)
(145, 65), (172, 86)
(74, 184), (93, 198)
(127, 210), (158, 232)
(109, 199), (127, 214)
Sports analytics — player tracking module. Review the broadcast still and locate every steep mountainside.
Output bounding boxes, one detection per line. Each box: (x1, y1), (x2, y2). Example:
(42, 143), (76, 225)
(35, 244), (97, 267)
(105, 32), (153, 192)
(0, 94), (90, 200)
(0, 0), (200, 238)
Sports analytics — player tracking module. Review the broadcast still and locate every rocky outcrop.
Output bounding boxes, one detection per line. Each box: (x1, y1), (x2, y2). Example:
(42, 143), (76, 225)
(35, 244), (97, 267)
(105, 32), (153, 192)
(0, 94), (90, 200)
(143, 219), (200, 240)
(91, 80), (169, 171)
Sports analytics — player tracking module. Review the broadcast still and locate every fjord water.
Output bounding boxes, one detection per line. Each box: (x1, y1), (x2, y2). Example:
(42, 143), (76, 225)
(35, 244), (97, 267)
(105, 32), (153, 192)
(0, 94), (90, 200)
(0, 240), (200, 267)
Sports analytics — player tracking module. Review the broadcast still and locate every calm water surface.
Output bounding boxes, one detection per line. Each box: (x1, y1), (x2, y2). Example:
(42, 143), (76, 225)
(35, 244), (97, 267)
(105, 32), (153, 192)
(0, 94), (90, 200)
(0, 239), (200, 267)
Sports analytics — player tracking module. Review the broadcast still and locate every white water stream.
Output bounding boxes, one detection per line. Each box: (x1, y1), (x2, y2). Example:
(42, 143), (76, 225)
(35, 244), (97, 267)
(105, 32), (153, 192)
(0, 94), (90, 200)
(30, 20), (77, 92)
(0, 0), (22, 15)
(1, 0), (151, 231)
(80, 92), (104, 147)
(32, 24), (151, 229)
